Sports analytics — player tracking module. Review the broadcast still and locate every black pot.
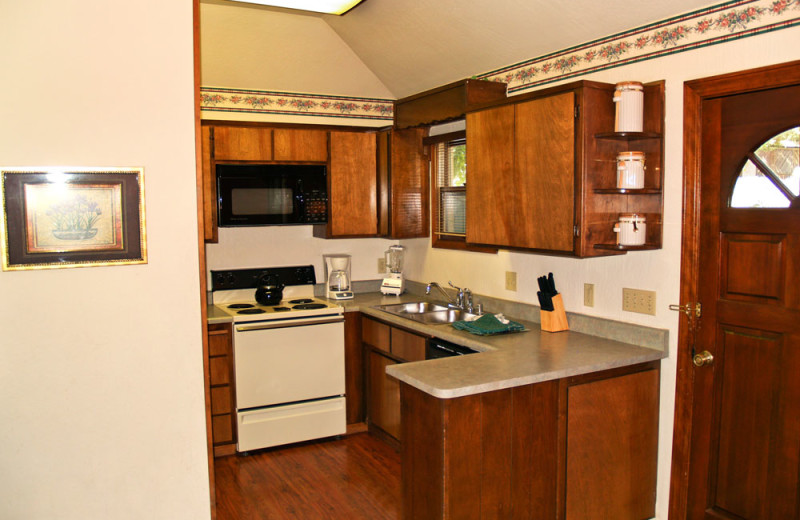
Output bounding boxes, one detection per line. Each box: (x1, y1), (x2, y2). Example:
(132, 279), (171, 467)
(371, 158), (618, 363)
(255, 274), (284, 306)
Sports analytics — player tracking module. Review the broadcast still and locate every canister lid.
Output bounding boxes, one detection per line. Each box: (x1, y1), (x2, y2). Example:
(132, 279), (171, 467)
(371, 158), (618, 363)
(615, 81), (643, 90)
(619, 212), (646, 221)
(617, 151), (645, 160)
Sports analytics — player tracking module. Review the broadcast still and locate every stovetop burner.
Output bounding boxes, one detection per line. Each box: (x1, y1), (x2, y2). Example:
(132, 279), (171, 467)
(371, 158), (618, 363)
(288, 298), (314, 304)
(292, 303), (327, 310)
(238, 308), (267, 315)
(228, 303), (255, 309)
(273, 307), (291, 312)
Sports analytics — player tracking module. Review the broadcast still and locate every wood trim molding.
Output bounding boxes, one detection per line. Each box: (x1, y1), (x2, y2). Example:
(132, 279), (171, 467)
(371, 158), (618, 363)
(194, 0), (216, 518)
(668, 59), (800, 520)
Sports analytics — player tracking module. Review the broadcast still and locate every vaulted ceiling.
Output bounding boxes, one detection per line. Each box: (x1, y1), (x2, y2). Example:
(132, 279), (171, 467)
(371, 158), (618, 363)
(205, 0), (719, 98)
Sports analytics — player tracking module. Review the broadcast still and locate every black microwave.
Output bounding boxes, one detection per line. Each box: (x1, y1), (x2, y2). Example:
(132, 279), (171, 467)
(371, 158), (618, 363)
(216, 164), (328, 226)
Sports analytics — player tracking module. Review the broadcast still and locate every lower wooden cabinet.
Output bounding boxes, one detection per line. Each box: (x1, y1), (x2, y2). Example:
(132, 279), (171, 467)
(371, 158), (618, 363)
(362, 316), (429, 444)
(400, 362), (660, 519)
(207, 323), (237, 455)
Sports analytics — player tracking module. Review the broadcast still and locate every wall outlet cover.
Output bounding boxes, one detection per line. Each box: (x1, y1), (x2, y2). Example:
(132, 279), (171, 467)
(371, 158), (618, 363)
(584, 283), (595, 307)
(622, 288), (656, 315)
(377, 258), (386, 273)
(505, 271), (517, 292)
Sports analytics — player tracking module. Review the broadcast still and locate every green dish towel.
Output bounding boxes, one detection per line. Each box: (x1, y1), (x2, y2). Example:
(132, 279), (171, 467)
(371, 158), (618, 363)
(452, 313), (525, 336)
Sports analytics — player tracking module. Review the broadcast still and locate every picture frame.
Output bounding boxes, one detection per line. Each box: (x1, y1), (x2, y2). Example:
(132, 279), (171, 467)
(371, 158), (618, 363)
(0, 167), (147, 271)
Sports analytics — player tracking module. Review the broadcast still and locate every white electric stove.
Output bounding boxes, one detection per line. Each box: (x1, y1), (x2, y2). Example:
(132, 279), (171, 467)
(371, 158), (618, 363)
(211, 266), (345, 452)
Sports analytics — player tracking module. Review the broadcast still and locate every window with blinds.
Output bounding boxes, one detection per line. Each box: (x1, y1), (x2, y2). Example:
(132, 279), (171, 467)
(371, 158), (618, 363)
(433, 138), (466, 237)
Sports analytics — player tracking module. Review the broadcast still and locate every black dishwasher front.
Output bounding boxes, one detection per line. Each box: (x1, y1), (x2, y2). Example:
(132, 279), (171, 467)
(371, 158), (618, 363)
(426, 338), (478, 359)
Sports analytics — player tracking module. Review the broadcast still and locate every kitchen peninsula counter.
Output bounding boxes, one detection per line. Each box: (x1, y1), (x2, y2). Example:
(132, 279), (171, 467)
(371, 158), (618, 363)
(331, 292), (666, 399)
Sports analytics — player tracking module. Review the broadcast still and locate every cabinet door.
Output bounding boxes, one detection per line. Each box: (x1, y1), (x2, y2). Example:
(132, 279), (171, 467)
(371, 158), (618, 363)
(201, 125), (218, 243)
(328, 131), (378, 237)
(368, 349), (401, 441)
(515, 92), (576, 252)
(466, 104), (516, 246)
(213, 126), (272, 161)
(273, 128), (328, 162)
(388, 128), (429, 238)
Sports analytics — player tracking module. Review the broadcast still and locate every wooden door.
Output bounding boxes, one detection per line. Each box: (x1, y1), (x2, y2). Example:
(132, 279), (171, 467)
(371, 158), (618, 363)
(515, 92), (575, 251)
(328, 131), (378, 237)
(466, 104), (515, 246)
(672, 62), (800, 519)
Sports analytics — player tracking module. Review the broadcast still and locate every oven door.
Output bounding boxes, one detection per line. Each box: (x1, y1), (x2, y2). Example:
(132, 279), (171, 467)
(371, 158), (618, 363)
(233, 316), (345, 410)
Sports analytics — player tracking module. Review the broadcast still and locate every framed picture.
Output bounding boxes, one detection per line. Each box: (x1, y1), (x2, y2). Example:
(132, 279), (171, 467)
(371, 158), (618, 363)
(1, 167), (147, 271)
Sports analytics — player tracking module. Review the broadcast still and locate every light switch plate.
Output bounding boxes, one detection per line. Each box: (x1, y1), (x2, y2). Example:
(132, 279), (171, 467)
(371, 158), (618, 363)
(505, 271), (517, 291)
(584, 283), (595, 307)
(622, 288), (656, 315)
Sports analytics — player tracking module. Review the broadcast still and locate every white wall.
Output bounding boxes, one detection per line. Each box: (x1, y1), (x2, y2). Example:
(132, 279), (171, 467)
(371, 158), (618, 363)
(402, 27), (800, 519)
(0, 2), (210, 519)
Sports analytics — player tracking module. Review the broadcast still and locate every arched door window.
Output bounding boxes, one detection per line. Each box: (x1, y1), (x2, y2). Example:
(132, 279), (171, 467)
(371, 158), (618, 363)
(730, 126), (799, 208)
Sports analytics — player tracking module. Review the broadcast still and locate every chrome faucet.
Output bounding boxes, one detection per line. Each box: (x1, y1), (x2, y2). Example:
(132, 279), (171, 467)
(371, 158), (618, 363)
(426, 281), (475, 312)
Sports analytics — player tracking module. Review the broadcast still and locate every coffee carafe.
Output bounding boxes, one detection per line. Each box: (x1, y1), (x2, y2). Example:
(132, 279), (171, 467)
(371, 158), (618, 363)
(323, 254), (353, 300)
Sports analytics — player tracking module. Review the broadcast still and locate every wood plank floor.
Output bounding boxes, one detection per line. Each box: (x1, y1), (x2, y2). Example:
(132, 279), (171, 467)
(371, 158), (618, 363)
(215, 433), (401, 519)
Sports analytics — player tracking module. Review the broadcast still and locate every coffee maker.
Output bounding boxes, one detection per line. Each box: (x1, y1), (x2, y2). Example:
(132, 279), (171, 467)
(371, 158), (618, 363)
(381, 245), (405, 295)
(323, 254), (353, 300)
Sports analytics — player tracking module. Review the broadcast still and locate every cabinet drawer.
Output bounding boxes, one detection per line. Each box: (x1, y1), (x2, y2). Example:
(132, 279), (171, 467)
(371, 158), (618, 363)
(363, 318), (390, 352)
(391, 328), (426, 362)
(208, 328), (231, 357)
(211, 385), (232, 415)
(209, 356), (230, 386)
(212, 414), (234, 445)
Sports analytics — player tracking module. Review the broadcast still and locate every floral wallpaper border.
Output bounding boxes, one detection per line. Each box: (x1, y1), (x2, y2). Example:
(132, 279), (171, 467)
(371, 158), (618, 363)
(200, 87), (394, 121)
(477, 0), (800, 93)
(200, 0), (800, 120)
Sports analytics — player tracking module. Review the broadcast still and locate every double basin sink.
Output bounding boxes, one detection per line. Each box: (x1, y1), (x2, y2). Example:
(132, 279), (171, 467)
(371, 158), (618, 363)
(375, 301), (479, 325)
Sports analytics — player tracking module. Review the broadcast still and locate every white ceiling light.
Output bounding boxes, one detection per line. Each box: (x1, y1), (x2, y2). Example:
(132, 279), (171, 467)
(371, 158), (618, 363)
(228, 0), (364, 15)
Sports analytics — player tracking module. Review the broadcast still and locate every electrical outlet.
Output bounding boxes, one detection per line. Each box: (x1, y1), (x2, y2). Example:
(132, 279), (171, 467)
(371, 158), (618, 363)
(505, 271), (517, 291)
(377, 258), (386, 273)
(584, 283), (595, 307)
(622, 288), (656, 315)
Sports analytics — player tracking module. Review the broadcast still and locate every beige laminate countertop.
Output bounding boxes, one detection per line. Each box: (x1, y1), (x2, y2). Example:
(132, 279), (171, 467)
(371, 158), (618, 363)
(329, 292), (666, 400)
(207, 292), (666, 400)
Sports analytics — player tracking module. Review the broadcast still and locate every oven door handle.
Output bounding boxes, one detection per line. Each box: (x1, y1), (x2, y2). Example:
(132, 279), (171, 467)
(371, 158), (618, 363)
(235, 316), (344, 332)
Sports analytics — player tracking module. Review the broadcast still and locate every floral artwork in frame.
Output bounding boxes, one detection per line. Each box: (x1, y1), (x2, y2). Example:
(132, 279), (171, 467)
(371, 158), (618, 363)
(0, 167), (147, 270)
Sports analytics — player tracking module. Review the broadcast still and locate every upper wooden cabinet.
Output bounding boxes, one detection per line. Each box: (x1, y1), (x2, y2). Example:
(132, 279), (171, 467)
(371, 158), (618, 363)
(394, 78), (507, 129)
(213, 126), (273, 161)
(377, 127), (429, 239)
(317, 131), (378, 238)
(273, 128), (328, 162)
(465, 80), (664, 257)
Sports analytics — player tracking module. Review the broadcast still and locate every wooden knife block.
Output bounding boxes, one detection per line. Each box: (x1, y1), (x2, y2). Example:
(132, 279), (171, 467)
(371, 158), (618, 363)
(541, 294), (569, 333)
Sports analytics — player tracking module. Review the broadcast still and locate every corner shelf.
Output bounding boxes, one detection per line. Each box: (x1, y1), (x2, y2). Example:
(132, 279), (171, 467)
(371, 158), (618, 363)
(595, 131), (661, 141)
(594, 243), (661, 251)
(593, 188), (662, 195)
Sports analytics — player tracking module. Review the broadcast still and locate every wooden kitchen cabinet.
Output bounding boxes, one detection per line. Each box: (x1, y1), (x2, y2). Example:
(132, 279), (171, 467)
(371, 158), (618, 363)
(315, 131), (379, 238)
(465, 80), (664, 256)
(362, 316), (429, 444)
(273, 128), (328, 162)
(212, 125), (273, 161)
(401, 361), (660, 519)
(377, 127), (430, 239)
(207, 323), (237, 456)
(344, 312), (365, 425)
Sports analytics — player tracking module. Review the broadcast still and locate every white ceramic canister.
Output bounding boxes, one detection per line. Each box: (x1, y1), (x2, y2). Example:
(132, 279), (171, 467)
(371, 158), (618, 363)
(616, 151), (645, 189)
(614, 213), (646, 246)
(613, 81), (644, 132)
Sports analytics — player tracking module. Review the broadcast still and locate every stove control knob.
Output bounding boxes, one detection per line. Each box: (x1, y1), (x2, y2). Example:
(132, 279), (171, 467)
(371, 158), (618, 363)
(225, 272), (236, 288)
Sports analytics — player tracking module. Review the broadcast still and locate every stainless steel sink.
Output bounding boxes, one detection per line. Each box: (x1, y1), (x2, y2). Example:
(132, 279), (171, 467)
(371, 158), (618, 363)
(374, 301), (480, 324)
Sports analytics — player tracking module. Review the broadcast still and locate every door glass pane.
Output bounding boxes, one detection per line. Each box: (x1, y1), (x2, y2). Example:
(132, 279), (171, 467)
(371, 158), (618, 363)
(730, 126), (799, 208)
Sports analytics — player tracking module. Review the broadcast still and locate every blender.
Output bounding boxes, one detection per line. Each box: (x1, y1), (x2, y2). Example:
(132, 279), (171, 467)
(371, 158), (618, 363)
(381, 245), (405, 295)
(323, 254), (353, 300)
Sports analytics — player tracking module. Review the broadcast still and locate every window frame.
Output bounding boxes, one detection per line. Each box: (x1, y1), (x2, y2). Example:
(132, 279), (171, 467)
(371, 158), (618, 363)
(425, 130), (497, 253)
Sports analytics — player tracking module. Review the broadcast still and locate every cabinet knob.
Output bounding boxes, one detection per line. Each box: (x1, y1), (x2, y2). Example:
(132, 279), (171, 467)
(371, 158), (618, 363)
(692, 350), (714, 367)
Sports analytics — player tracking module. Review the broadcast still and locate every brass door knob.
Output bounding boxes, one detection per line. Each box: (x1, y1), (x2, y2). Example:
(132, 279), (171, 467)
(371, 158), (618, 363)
(693, 350), (714, 367)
